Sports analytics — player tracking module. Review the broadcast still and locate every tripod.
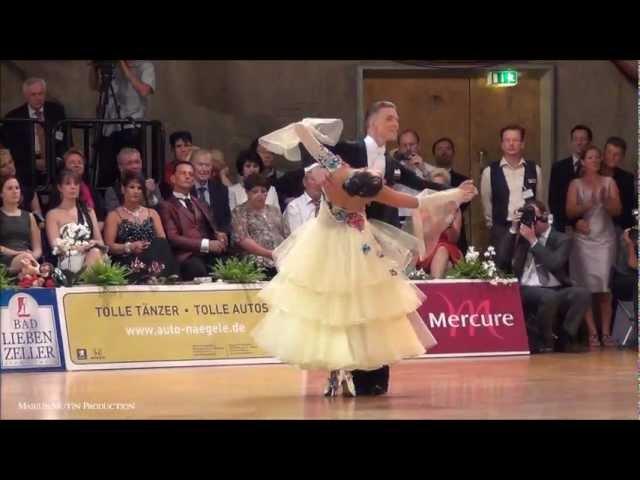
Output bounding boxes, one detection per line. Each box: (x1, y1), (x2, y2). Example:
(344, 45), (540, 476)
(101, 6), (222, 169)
(92, 63), (123, 188)
(96, 63), (121, 124)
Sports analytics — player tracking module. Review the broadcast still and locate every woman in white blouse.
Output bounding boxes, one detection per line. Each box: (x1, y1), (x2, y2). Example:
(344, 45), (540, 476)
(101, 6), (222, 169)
(228, 150), (281, 212)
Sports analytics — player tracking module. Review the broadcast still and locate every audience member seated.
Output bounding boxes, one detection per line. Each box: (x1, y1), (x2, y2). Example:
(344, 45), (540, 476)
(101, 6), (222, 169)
(0, 176), (42, 273)
(161, 131), (193, 198)
(566, 145), (622, 347)
(416, 168), (463, 278)
(496, 200), (591, 354)
(231, 173), (290, 278)
(283, 167), (322, 233)
(104, 148), (160, 212)
(252, 135), (307, 211)
(160, 161), (228, 281)
(210, 149), (233, 187)
(57, 148), (106, 223)
(600, 136), (637, 231)
(0, 148), (43, 219)
(103, 172), (178, 282)
(228, 150), (280, 212)
(45, 170), (104, 273)
(190, 148), (232, 236)
(249, 137), (285, 198)
(2, 77), (68, 185)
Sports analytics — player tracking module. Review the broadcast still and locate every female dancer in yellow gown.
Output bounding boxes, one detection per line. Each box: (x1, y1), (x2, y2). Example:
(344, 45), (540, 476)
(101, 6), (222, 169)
(251, 121), (477, 396)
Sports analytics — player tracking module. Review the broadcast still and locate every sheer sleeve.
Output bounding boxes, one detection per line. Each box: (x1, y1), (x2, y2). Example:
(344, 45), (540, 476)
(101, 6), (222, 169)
(411, 189), (471, 261)
(259, 119), (343, 162)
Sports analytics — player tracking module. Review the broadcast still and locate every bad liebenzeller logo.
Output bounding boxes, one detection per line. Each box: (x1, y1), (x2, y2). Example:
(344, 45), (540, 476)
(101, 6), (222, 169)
(1, 293), (61, 368)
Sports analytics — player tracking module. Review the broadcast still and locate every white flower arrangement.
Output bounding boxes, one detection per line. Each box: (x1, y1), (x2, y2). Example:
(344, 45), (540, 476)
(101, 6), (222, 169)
(407, 269), (431, 280)
(447, 245), (514, 284)
(52, 223), (92, 256)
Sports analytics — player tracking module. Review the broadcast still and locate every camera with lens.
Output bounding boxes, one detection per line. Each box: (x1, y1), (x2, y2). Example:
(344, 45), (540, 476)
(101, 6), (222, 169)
(394, 150), (411, 162)
(517, 203), (537, 227)
(92, 60), (117, 73)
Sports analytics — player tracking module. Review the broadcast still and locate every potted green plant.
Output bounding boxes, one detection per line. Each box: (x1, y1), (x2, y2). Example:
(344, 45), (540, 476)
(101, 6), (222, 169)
(210, 257), (267, 284)
(79, 257), (131, 287)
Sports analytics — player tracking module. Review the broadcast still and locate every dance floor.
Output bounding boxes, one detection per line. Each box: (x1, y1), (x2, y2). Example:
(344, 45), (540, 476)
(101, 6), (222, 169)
(1, 349), (636, 420)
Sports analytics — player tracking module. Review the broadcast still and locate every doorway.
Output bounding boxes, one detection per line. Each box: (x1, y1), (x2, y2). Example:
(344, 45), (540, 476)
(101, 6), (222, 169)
(359, 64), (555, 251)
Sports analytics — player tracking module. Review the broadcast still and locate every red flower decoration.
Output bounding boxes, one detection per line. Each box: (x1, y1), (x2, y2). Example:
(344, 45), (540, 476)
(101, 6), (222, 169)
(18, 276), (36, 288)
(346, 213), (365, 232)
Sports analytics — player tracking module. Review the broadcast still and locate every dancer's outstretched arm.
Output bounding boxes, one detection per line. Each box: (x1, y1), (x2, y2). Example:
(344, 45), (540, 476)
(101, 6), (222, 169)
(374, 180), (477, 210)
(293, 123), (343, 173)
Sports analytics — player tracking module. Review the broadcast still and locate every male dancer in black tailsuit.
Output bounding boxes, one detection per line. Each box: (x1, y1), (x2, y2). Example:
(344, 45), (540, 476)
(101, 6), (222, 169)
(303, 100), (448, 396)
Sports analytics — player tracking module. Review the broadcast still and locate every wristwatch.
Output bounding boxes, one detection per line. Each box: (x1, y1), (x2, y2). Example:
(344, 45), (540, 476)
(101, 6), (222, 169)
(124, 242), (132, 254)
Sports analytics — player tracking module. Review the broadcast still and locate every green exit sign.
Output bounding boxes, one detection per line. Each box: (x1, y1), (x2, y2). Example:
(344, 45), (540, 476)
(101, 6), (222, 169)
(487, 70), (518, 87)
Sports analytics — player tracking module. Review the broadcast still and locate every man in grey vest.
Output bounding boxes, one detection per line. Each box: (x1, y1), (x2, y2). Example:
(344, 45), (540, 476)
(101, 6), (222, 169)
(480, 124), (545, 259)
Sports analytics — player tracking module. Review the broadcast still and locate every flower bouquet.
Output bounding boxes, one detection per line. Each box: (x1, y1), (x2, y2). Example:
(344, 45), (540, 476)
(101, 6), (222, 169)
(53, 223), (92, 273)
(446, 246), (514, 285)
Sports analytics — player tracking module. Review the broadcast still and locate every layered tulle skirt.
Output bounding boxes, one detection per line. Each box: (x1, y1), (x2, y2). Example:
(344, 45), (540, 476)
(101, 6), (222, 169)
(251, 201), (436, 371)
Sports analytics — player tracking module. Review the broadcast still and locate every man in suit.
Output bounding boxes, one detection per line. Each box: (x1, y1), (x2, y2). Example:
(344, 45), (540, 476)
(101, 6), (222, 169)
(432, 137), (471, 254)
(548, 125), (592, 233)
(190, 148), (232, 236)
(496, 200), (590, 353)
(2, 77), (68, 186)
(331, 102), (447, 229)
(600, 136), (637, 231)
(160, 161), (228, 281)
(304, 100), (449, 396)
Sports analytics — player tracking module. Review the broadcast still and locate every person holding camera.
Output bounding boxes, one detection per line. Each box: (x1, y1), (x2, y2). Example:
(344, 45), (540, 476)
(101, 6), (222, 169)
(480, 125), (545, 259)
(566, 145), (622, 347)
(394, 129), (435, 179)
(392, 129), (436, 224)
(89, 60), (156, 187)
(496, 200), (591, 353)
